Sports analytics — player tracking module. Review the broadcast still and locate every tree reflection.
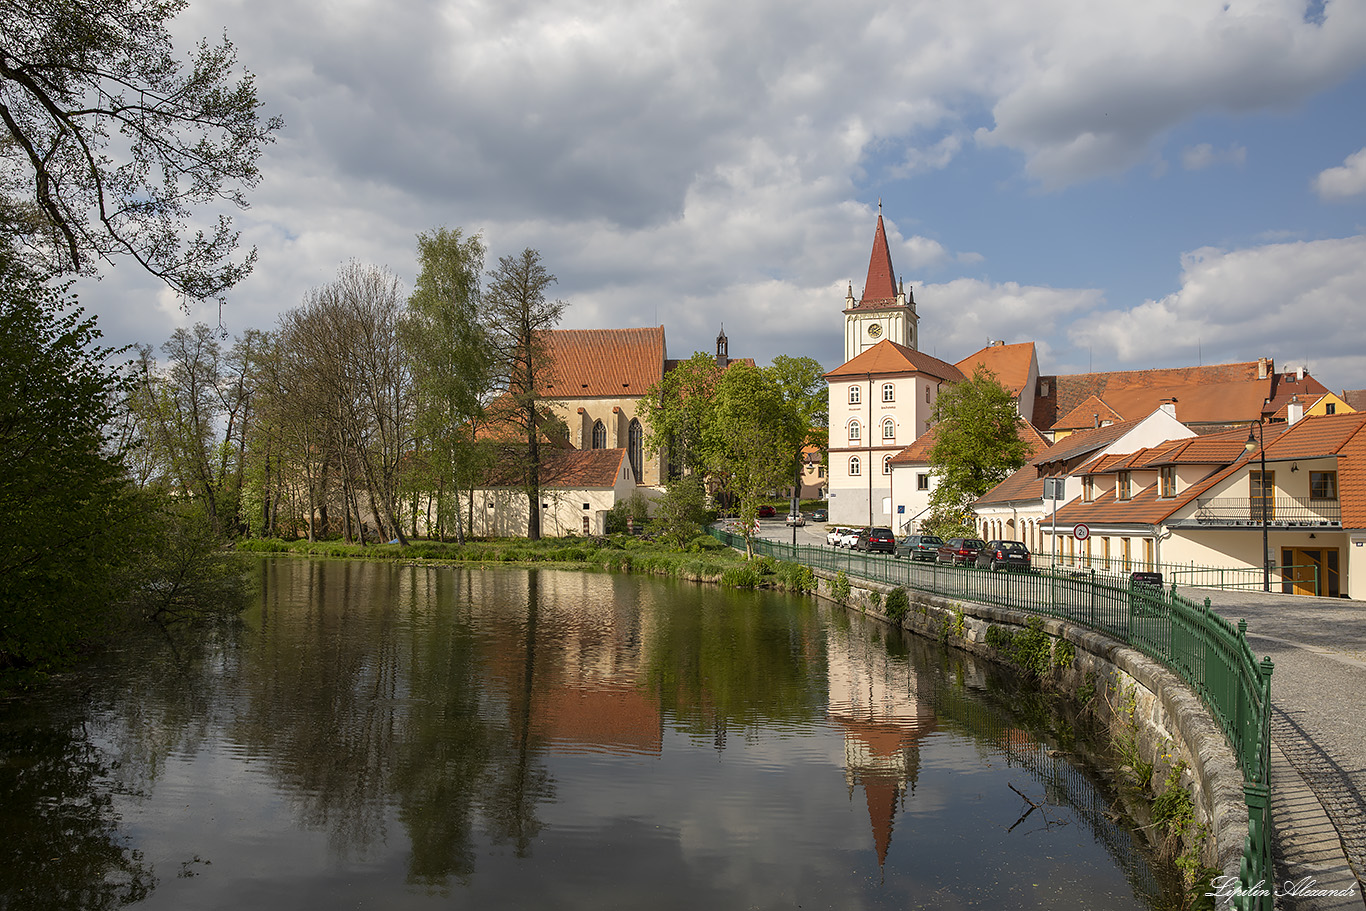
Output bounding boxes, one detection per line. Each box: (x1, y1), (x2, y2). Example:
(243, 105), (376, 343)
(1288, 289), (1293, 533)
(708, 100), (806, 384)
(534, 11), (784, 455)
(640, 585), (826, 737)
(0, 700), (155, 910)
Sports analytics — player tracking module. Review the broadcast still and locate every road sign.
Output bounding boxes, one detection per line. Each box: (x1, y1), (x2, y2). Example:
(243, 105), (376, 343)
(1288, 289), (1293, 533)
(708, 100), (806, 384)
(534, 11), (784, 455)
(1073, 523), (1090, 541)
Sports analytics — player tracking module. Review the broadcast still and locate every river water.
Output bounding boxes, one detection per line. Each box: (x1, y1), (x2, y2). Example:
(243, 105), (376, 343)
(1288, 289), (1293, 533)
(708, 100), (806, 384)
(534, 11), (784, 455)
(0, 558), (1182, 909)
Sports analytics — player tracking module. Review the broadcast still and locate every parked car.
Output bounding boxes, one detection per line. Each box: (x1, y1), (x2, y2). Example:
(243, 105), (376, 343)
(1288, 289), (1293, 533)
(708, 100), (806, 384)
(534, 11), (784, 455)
(826, 526), (847, 546)
(812, 509), (828, 523)
(895, 534), (943, 561)
(758, 505), (776, 518)
(856, 527), (896, 554)
(785, 512), (806, 526)
(976, 540), (1032, 572)
(937, 537), (985, 565)
(839, 528), (864, 548)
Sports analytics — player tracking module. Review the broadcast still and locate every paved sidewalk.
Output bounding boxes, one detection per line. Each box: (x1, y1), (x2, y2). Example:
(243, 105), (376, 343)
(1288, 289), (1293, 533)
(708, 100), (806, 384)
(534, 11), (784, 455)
(1191, 588), (1366, 909)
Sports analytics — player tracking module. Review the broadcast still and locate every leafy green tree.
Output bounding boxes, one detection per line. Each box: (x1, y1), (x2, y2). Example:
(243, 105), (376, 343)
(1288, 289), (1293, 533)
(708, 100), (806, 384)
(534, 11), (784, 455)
(652, 474), (710, 550)
(703, 362), (806, 557)
(401, 227), (495, 543)
(641, 351), (723, 479)
(767, 354), (828, 508)
(482, 249), (565, 541)
(0, 0), (282, 303)
(926, 365), (1029, 536)
(0, 244), (137, 675)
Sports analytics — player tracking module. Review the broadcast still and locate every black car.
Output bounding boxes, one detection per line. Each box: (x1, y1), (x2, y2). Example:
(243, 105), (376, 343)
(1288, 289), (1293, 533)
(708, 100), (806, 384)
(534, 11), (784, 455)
(937, 537), (985, 565)
(856, 527), (896, 554)
(976, 540), (1032, 572)
(895, 534), (943, 561)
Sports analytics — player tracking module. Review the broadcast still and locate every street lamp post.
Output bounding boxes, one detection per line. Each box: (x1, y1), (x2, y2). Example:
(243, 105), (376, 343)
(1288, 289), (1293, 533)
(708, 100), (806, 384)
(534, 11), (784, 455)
(1245, 421), (1270, 592)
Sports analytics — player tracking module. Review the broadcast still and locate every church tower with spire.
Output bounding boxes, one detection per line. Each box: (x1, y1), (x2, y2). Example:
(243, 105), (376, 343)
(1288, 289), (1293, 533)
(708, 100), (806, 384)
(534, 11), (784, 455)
(844, 205), (918, 361)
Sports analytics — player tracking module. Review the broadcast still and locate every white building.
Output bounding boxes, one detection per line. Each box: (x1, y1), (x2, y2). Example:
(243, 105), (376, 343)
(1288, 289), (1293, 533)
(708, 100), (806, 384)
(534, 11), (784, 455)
(825, 211), (963, 527)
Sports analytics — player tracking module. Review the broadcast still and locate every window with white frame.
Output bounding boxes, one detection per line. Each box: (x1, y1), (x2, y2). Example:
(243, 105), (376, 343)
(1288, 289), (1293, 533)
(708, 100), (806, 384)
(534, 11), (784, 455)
(848, 385), (861, 404)
(882, 418), (895, 440)
(848, 420), (861, 442)
(882, 454), (892, 475)
(849, 456), (861, 476)
(882, 383), (895, 402)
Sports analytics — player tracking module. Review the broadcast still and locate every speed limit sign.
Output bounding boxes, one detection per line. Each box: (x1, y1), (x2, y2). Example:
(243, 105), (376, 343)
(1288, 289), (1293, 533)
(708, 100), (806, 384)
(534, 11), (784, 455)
(1073, 524), (1090, 541)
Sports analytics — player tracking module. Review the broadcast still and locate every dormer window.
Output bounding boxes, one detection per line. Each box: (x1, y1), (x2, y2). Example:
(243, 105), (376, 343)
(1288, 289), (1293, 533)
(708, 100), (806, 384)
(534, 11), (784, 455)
(1118, 471), (1132, 501)
(1160, 466), (1176, 498)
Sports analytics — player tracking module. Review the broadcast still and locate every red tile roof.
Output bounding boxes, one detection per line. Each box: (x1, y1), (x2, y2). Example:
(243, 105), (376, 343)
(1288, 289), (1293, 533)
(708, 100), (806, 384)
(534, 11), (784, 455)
(955, 342), (1036, 397)
(1052, 394), (1124, 432)
(539, 327), (666, 398)
(825, 339), (965, 383)
(1033, 361), (1272, 431)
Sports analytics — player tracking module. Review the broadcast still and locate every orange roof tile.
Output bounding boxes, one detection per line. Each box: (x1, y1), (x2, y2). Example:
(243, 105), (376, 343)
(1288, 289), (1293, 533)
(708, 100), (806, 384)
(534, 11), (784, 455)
(888, 429), (937, 466)
(1035, 419), (1142, 466)
(1052, 394), (1124, 431)
(1034, 361), (1272, 431)
(826, 339), (965, 383)
(540, 327), (666, 398)
(955, 342), (1036, 397)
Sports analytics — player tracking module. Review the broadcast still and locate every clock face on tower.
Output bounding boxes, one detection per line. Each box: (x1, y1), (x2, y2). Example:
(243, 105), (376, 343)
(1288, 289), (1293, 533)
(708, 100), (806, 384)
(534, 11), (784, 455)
(867, 323), (882, 339)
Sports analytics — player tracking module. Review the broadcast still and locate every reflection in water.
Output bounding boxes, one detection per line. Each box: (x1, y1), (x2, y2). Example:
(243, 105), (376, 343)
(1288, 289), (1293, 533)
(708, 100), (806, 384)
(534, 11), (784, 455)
(0, 560), (1180, 909)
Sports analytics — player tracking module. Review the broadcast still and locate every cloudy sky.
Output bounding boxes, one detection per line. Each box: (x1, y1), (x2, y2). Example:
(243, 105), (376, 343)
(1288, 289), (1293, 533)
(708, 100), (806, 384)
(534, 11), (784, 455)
(79, 0), (1366, 391)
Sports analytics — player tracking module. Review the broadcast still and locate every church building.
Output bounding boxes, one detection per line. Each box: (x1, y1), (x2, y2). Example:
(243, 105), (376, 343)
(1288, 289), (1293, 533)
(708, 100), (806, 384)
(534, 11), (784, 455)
(825, 210), (964, 526)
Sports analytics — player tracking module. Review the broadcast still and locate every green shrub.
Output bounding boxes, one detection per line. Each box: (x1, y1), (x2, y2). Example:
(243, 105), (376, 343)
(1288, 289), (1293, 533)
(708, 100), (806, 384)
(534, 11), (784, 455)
(884, 587), (910, 621)
(720, 565), (760, 589)
(830, 572), (851, 605)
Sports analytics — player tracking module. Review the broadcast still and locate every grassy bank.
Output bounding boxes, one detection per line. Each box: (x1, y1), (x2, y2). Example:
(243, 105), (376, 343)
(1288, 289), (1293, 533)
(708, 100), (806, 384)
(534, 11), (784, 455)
(237, 534), (818, 593)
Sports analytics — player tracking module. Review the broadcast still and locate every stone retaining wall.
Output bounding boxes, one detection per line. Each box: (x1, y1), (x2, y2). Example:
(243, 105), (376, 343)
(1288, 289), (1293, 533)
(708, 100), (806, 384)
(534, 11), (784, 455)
(814, 570), (1248, 883)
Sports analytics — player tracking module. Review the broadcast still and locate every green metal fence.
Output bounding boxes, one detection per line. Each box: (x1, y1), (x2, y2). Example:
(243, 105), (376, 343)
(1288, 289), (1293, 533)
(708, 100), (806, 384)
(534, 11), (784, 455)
(711, 530), (1274, 911)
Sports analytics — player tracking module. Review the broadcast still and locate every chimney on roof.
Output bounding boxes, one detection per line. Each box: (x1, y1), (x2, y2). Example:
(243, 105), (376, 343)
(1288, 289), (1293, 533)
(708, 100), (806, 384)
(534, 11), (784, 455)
(1258, 357), (1271, 380)
(1093, 413), (1099, 429)
(1159, 398), (1177, 418)
(1297, 365), (1306, 380)
(1288, 395), (1303, 426)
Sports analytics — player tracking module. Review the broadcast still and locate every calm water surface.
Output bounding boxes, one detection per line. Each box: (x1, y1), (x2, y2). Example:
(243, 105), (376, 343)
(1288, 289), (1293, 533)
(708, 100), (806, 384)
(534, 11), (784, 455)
(1, 559), (1182, 909)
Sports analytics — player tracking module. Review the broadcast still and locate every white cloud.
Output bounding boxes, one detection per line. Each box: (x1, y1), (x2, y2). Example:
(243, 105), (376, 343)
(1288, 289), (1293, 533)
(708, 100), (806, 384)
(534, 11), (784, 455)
(1069, 235), (1366, 371)
(916, 278), (1105, 364)
(63, 0), (1366, 397)
(1181, 143), (1247, 171)
(1314, 147), (1366, 199)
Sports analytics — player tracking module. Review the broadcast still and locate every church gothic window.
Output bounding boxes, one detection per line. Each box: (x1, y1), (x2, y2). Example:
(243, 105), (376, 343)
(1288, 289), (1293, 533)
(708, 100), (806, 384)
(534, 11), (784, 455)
(591, 420), (606, 449)
(628, 419), (643, 483)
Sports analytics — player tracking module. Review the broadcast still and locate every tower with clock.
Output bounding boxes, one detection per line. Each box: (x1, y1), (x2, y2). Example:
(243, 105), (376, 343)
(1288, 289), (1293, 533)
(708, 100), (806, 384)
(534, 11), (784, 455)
(843, 204), (918, 362)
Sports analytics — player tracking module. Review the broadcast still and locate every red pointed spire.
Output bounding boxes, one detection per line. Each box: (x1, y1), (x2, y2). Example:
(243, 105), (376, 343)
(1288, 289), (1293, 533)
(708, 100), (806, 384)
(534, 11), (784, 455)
(860, 210), (898, 308)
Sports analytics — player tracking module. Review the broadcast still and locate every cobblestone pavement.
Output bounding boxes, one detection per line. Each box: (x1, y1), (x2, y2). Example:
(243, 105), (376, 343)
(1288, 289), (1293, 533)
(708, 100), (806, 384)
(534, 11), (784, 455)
(1183, 589), (1365, 908)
